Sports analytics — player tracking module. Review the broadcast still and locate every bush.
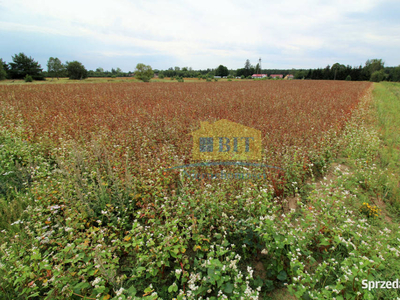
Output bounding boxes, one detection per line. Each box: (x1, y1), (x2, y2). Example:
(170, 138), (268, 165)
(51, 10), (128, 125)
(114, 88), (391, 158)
(370, 70), (387, 82)
(345, 75), (351, 81)
(111, 75), (116, 79)
(24, 75), (33, 82)
(176, 76), (184, 82)
(158, 73), (164, 79)
(241, 75), (245, 79)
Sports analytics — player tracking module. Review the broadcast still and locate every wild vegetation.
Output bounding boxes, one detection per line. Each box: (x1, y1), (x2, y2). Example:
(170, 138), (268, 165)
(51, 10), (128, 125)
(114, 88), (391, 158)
(0, 80), (399, 300)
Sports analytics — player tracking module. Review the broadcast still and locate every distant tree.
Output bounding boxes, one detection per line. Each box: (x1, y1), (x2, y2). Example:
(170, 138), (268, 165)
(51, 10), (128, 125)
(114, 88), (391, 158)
(65, 61), (88, 80)
(244, 59), (252, 77)
(391, 66), (400, 82)
(255, 63), (261, 74)
(331, 63), (347, 80)
(0, 59), (7, 80)
(8, 53), (44, 80)
(370, 70), (386, 82)
(0, 58), (9, 80)
(215, 65), (229, 77)
(294, 70), (307, 79)
(47, 57), (65, 80)
(96, 67), (104, 73)
(135, 63), (154, 82)
(363, 59), (384, 81)
(323, 65), (331, 79)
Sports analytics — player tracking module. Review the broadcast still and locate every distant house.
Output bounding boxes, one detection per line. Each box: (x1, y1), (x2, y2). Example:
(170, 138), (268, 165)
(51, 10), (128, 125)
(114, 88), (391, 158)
(270, 74), (283, 79)
(251, 74), (268, 79)
(214, 76), (222, 79)
(284, 74), (294, 80)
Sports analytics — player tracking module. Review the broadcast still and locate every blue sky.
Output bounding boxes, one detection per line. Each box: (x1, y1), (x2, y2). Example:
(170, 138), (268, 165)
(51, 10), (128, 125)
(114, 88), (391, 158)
(1, 0), (399, 72)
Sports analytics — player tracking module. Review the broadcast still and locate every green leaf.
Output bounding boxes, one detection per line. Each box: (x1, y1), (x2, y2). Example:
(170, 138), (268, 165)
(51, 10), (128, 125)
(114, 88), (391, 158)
(127, 286), (137, 296)
(223, 282), (234, 294)
(277, 270), (287, 281)
(144, 286), (153, 293)
(319, 238), (331, 246)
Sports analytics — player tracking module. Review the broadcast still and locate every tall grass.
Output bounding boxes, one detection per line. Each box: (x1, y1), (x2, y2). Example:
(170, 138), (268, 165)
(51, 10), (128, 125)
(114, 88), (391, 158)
(372, 82), (400, 215)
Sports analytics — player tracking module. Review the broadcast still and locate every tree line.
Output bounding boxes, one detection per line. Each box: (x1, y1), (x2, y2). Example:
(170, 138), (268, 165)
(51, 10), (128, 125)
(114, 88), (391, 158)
(1, 53), (399, 83)
(157, 59), (400, 82)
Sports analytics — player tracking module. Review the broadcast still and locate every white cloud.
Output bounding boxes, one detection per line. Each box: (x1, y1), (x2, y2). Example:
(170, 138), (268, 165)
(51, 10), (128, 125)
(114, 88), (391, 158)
(1, 0), (399, 69)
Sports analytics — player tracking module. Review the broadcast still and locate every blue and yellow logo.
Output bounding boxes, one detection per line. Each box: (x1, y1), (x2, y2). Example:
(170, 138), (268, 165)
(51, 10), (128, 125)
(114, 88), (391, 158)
(189, 119), (262, 161)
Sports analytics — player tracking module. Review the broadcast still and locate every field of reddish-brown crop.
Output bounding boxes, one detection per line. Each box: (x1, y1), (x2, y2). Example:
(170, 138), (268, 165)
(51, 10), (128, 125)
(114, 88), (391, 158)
(0, 80), (371, 194)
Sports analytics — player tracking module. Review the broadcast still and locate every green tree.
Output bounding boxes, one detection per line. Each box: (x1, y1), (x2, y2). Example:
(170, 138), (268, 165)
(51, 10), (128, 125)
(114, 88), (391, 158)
(331, 63), (346, 80)
(135, 63), (154, 82)
(391, 66), (400, 82)
(65, 61), (88, 80)
(244, 59), (252, 77)
(8, 53), (44, 80)
(215, 65), (229, 77)
(370, 70), (386, 82)
(0, 59), (7, 80)
(363, 59), (384, 80)
(47, 57), (65, 80)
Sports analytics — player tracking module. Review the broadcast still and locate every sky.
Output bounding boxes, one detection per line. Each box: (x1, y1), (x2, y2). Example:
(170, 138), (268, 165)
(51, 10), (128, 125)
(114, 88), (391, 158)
(1, 0), (400, 72)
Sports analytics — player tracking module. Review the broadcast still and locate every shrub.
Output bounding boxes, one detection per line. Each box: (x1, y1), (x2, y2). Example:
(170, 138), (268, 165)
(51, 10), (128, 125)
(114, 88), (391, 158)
(370, 70), (386, 82)
(111, 75), (116, 79)
(345, 75), (351, 81)
(24, 75), (33, 82)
